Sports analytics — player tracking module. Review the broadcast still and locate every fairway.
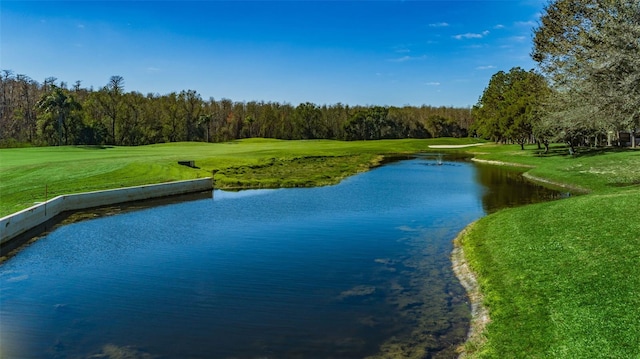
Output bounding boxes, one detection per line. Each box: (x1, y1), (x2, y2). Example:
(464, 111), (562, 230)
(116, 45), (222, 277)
(2, 139), (640, 358)
(0, 138), (483, 217)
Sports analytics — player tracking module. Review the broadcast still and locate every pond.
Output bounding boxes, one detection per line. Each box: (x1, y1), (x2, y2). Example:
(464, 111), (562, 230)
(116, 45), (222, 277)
(0, 158), (566, 358)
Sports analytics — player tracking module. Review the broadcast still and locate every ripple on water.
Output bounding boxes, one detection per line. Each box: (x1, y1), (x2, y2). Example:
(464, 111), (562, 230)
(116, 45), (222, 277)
(1, 159), (563, 358)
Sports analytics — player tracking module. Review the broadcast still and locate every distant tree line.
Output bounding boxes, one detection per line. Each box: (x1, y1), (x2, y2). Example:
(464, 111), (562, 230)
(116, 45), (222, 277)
(0, 71), (473, 147)
(472, 0), (639, 151)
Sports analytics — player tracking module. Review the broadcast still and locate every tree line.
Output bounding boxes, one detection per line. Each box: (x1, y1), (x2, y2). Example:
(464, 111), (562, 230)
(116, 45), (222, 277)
(472, 0), (639, 151)
(0, 72), (473, 147)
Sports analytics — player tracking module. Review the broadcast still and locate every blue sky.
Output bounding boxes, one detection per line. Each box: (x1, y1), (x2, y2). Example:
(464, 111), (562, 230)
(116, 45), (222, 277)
(1, 1), (545, 107)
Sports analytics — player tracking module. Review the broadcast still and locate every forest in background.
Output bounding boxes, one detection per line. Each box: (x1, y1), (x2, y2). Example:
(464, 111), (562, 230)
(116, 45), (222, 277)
(0, 71), (473, 147)
(3, 2), (638, 151)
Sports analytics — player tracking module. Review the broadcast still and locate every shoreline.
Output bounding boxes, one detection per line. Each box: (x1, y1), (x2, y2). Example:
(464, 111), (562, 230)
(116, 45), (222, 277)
(451, 223), (489, 358)
(453, 155), (587, 357)
(472, 157), (589, 193)
(0, 149), (571, 356)
(0, 178), (213, 249)
(470, 157), (534, 168)
(522, 172), (590, 193)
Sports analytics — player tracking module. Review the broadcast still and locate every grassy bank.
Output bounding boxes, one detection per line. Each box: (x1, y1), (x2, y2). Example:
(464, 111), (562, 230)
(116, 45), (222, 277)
(459, 144), (640, 358)
(4, 139), (638, 358)
(0, 138), (481, 217)
(469, 143), (640, 191)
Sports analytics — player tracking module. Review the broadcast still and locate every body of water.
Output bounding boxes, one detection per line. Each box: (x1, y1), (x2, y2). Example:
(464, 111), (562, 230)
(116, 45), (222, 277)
(0, 158), (564, 358)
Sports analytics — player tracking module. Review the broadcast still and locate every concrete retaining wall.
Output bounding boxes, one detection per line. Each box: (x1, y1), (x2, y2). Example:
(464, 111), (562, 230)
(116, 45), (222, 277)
(0, 178), (213, 245)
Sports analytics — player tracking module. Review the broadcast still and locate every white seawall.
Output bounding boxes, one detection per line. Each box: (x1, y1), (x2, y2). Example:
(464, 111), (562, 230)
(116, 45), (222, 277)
(0, 178), (213, 245)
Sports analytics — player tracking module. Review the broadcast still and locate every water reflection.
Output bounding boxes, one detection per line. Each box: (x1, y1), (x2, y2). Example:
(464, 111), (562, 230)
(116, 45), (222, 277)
(0, 158), (566, 359)
(474, 163), (570, 213)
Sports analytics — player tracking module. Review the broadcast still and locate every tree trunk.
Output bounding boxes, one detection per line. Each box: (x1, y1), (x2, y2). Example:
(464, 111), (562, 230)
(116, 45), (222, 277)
(567, 141), (576, 156)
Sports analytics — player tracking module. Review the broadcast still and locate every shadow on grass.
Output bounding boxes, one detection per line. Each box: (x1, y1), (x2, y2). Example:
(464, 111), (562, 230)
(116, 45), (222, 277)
(531, 145), (637, 158)
(573, 146), (637, 158)
(77, 145), (115, 150)
(533, 146), (571, 157)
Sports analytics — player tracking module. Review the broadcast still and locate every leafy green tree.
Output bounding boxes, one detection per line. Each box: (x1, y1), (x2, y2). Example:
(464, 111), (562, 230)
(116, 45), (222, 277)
(178, 89), (203, 141)
(205, 98), (226, 142)
(215, 98), (235, 142)
(37, 86), (82, 145)
(472, 67), (549, 149)
(230, 102), (246, 139)
(80, 92), (110, 145)
(198, 113), (213, 142)
(256, 102), (280, 138)
(388, 107), (429, 138)
(161, 92), (182, 142)
(294, 102), (323, 139)
(472, 71), (509, 142)
(139, 93), (166, 144)
(243, 101), (261, 138)
(121, 91), (146, 145)
(323, 103), (350, 139)
(424, 115), (465, 138)
(504, 70), (550, 150)
(533, 0), (640, 147)
(344, 106), (393, 140)
(274, 102), (295, 139)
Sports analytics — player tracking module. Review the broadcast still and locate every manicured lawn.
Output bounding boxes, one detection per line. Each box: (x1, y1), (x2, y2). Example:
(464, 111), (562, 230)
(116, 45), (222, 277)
(3, 139), (639, 358)
(460, 144), (640, 358)
(470, 143), (640, 192)
(0, 138), (482, 217)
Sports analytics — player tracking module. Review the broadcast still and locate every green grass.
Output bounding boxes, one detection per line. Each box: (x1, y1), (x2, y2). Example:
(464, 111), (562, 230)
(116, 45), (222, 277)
(0, 138), (483, 217)
(470, 143), (640, 192)
(459, 144), (640, 358)
(3, 138), (639, 358)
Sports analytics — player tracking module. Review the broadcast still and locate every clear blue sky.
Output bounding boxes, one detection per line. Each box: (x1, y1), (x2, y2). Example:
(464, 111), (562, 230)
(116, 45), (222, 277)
(1, 0), (545, 107)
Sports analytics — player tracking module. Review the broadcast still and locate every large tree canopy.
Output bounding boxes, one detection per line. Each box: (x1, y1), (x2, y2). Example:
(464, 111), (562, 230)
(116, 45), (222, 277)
(472, 67), (549, 149)
(532, 0), (640, 147)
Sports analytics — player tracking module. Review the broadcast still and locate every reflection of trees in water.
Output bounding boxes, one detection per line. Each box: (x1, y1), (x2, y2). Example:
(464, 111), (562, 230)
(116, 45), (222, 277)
(475, 164), (568, 213)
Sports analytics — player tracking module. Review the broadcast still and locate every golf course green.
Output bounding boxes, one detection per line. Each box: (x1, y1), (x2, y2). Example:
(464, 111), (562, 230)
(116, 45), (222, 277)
(0, 138), (483, 217)
(1, 138), (638, 358)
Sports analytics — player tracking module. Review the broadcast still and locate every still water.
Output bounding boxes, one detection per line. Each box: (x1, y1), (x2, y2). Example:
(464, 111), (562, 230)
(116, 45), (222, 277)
(0, 158), (564, 358)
